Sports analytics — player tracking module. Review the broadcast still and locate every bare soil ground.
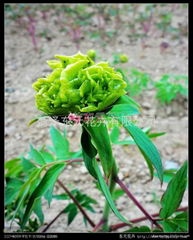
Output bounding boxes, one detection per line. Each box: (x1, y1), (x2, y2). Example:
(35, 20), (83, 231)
(5, 4), (188, 233)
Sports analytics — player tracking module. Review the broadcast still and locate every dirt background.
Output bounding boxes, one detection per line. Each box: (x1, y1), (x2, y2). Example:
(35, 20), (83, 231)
(5, 3), (188, 233)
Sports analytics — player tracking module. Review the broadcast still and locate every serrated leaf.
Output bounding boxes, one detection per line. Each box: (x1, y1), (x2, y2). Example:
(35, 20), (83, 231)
(50, 126), (69, 160)
(118, 118), (163, 183)
(93, 159), (131, 225)
(160, 161), (188, 219)
(21, 163), (65, 229)
(29, 144), (46, 165)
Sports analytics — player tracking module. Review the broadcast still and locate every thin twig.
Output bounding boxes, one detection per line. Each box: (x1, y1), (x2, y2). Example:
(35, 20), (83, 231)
(65, 158), (83, 164)
(115, 177), (163, 230)
(110, 207), (188, 231)
(57, 179), (96, 228)
(42, 209), (64, 232)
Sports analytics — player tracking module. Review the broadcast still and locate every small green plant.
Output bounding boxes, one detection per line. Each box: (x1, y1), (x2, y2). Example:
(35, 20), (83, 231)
(155, 74), (188, 104)
(125, 68), (153, 96)
(5, 51), (188, 233)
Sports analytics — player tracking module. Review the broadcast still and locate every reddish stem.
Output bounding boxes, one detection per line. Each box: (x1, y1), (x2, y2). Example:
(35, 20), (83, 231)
(92, 219), (106, 232)
(42, 209), (64, 232)
(115, 177), (163, 230)
(57, 179), (96, 228)
(110, 207), (188, 231)
(65, 158), (83, 164)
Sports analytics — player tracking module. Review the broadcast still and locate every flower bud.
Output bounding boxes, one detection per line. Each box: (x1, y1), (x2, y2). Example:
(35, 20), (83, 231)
(119, 54), (128, 63)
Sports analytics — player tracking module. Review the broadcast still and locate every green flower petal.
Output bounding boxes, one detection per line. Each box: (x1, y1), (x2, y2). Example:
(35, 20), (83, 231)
(33, 52), (128, 115)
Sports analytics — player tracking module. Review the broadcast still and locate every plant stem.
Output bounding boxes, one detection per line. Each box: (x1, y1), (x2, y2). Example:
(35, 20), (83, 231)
(42, 209), (64, 232)
(100, 162), (118, 232)
(115, 177), (163, 230)
(92, 219), (105, 232)
(101, 175), (116, 231)
(57, 179), (96, 228)
(110, 206), (188, 231)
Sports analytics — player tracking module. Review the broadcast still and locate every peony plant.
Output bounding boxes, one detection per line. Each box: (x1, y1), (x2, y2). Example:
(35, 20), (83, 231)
(5, 51), (187, 233)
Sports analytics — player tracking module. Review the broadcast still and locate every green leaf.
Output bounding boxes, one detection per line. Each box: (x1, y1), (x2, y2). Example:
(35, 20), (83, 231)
(44, 182), (55, 207)
(115, 139), (135, 145)
(33, 198), (44, 225)
(81, 126), (98, 179)
(52, 193), (70, 201)
(50, 126), (69, 160)
(83, 204), (96, 213)
(160, 161), (188, 219)
(93, 159), (131, 225)
(124, 226), (151, 232)
(173, 212), (188, 231)
(29, 144), (46, 165)
(21, 163), (65, 229)
(68, 150), (83, 159)
(115, 95), (141, 110)
(5, 178), (24, 206)
(110, 126), (120, 143)
(107, 104), (139, 117)
(112, 188), (125, 201)
(139, 148), (154, 180)
(21, 157), (36, 172)
(161, 220), (180, 232)
(160, 212), (188, 232)
(64, 203), (75, 213)
(5, 158), (23, 177)
(28, 114), (48, 127)
(11, 167), (44, 227)
(118, 118), (163, 183)
(40, 150), (55, 163)
(83, 123), (116, 178)
(112, 127), (154, 145)
(68, 206), (78, 225)
(83, 216), (88, 227)
(148, 132), (166, 138)
(154, 169), (177, 183)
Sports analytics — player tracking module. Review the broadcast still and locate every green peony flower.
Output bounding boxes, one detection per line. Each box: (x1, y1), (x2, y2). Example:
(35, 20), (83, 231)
(32, 52), (127, 116)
